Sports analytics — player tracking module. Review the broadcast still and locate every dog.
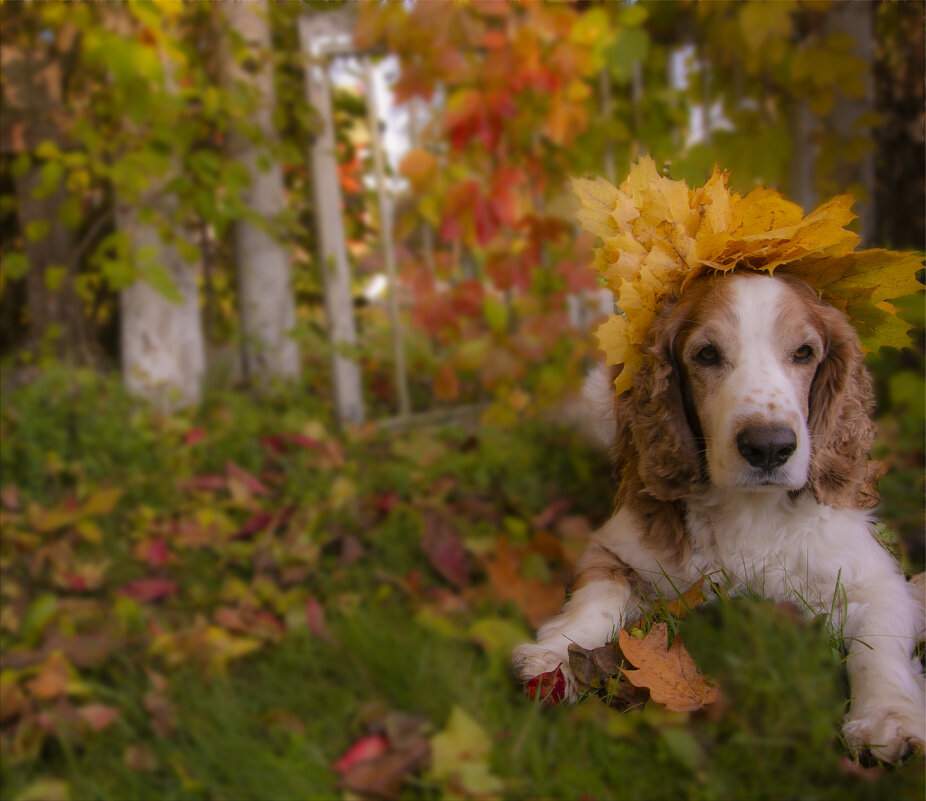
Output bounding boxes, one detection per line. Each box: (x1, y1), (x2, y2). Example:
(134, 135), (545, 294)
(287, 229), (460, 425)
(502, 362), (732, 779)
(513, 270), (925, 761)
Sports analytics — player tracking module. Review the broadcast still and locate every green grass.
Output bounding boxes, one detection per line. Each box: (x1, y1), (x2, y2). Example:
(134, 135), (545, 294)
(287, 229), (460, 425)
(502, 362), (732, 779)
(5, 599), (922, 801)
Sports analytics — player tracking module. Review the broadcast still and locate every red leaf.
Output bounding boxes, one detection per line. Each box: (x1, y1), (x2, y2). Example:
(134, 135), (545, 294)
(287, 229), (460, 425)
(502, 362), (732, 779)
(118, 578), (177, 603)
(226, 462), (271, 496)
(422, 511), (470, 589)
(480, 30), (508, 49)
(333, 733), (390, 774)
(525, 666), (567, 706)
(450, 280), (485, 317)
(184, 428), (206, 446)
(61, 572), (87, 591)
(260, 435), (288, 454)
(433, 364), (461, 403)
(375, 491), (400, 515)
(148, 539), (169, 567)
(339, 737), (430, 798)
(306, 596), (333, 641)
(233, 510), (272, 539)
(288, 433), (324, 450)
(532, 498), (571, 530)
(186, 474), (226, 491)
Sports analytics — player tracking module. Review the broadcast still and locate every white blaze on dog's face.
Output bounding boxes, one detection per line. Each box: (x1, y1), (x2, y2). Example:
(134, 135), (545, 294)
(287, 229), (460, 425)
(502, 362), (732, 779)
(677, 275), (825, 490)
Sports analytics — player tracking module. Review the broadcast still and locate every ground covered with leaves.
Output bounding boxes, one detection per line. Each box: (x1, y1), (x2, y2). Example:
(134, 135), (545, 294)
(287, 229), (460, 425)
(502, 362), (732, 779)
(1, 370), (923, 801)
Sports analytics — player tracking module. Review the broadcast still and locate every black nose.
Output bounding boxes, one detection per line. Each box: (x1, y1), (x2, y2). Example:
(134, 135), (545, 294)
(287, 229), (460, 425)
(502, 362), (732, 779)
(736, 425), (797, 470)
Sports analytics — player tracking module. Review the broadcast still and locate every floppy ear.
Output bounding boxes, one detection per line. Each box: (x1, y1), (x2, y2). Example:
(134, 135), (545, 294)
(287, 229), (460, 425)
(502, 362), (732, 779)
(807, 305), (877, 509)
(613, 302), (702, 502)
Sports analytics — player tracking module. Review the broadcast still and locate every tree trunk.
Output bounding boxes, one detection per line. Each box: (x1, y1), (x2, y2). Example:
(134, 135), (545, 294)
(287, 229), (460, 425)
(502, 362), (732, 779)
(109, 6), (205, 411)
(14, 165), (94, 365)
(117, 200), (205, 412)
(787, 98), (818, 213)
(222, 0), (300, 383)
(826, 1), (876, 245)
(298, 11), (365, 427)
(3, 37), (93, 365)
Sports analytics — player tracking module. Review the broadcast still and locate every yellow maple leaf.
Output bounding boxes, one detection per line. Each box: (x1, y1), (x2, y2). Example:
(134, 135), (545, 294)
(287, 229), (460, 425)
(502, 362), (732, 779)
(574, 158), (924, 392)
(572, 176), (624, 240)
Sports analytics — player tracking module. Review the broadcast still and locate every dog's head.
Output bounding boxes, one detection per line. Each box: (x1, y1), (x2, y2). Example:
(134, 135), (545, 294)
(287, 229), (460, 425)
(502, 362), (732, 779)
(614, 271), (876, 509)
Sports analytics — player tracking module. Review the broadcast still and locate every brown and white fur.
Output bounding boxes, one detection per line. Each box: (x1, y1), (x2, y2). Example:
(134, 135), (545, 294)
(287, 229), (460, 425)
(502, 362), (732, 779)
(513, 271), (925, 761)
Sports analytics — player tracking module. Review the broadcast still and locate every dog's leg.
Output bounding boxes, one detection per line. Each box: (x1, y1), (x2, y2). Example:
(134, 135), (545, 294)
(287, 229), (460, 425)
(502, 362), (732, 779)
(512, 534), (637, 701)
(839, 569), (925, 761)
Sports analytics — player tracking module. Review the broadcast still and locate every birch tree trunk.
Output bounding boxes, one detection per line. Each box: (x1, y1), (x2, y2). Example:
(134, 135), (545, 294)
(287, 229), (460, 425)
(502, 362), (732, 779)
(222, 0), (300, 382)
(118, 200), (205, 412)
(298, 11), (365, 427)
(114, 10), (204, 411)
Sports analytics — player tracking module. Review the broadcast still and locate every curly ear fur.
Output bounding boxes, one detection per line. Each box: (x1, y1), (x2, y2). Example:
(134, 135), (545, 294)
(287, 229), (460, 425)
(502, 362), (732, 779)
(611, 296), (704, 556)
(807, 302), (877, 509)
(619, 305), (702, 501)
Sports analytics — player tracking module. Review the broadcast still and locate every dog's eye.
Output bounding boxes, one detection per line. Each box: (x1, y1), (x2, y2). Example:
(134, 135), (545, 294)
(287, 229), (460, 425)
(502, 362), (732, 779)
(793, 344), (814, 363)
(694, 345), (721, 366)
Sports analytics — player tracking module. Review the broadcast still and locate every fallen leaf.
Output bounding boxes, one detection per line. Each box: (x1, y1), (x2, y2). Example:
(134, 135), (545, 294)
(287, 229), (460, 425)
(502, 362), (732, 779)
(305, 596), (333, 642)
(185, 474), (225, 492)
(532, 498), (570, 530)
(74, 519), (104, 544)
(134, 538), (170, 567)
(430, 706), (501, 796)
(262, 708), (307, 736)
(143, 672), (175, 737)
(567, 641), (624, 690)
(76, 703), (119, 732)
(13, 778), (70, 801)
(333, 733), (390, 774)
(422, 511), (470, 589)
(118, 578), (177, 603)
(225, 461), (271, 496)
(618, 623), (719, 712)
(26, 652), (73, 700)
(232, 510), (272, 539)
(655, 578), (709, 619)
(1, 627), (123, 672)
(483, 539), (565, 629)
(2, 484), (21, 510)
(288, 433), (324, 450)
(524, 666), (567, 705)
(28, 502), (79, 533)
(0, 676), (30, 722)
(339, 737), (430, 800)
(124, 744), (159, 772)
(80, 487), (122, 517)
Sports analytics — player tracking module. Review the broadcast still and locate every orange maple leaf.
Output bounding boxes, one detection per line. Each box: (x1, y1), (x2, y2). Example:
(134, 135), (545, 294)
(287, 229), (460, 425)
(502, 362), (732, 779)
(617, 622), (719, 713)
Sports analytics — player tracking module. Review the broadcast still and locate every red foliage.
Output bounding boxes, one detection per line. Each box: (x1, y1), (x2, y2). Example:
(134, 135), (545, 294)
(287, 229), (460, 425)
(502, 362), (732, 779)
(525, 666), (567, 706)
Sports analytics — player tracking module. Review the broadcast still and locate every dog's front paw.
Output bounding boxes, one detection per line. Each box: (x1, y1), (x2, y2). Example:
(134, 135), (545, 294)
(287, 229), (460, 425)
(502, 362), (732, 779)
(843, 705), (926, 762)
(512, 643), (578, 702)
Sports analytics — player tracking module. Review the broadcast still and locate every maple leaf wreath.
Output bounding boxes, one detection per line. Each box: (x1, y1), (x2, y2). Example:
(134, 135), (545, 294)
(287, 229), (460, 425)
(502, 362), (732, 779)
(574, 157), (923, 396)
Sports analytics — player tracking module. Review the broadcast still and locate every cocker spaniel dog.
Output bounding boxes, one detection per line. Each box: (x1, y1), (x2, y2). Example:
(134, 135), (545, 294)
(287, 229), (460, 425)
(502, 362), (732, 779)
(513, 270), (925, 761)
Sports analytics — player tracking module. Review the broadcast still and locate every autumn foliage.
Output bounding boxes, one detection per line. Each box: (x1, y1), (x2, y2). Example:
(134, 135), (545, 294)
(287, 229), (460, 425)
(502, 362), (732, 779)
(576, 157), (924, 394)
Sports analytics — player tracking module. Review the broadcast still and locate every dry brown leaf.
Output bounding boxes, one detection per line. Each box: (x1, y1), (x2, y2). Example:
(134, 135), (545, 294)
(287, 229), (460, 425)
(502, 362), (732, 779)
(617, 623), (719, 713)
(656, 578), (709, 619)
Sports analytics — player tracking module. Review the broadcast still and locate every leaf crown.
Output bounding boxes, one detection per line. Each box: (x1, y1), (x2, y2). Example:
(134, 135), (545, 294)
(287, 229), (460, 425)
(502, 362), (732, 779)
(574, 157), (923, 395)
